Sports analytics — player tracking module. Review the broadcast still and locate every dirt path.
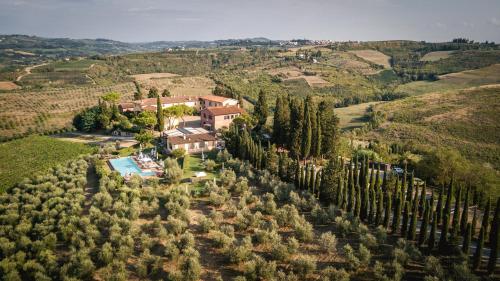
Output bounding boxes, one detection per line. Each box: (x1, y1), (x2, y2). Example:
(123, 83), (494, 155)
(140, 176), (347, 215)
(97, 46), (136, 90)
(82, 164), (99, 215)
(16, 62), (49, 82)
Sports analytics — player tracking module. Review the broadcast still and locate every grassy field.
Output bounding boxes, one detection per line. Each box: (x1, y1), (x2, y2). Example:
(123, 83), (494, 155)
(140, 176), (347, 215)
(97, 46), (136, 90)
(335, 101), (381, 130)
(0, 135), (93, 191)
(348, 50), (391, 68)
(396, 64), (500, 96)
(134, 74), (215, 97)
(0, 83), (135, 140)
(367, 86), (500, 170)
(420, 51), (454, 61)
(183, 153), (217, 179)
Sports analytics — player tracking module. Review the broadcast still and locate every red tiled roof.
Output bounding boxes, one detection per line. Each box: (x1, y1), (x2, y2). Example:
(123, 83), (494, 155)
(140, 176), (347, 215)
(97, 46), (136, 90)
(168, 133), (217, 145)
(202, 106), (245, 116)
(119, 96), (199, 110)
(200, 95), (232, 103)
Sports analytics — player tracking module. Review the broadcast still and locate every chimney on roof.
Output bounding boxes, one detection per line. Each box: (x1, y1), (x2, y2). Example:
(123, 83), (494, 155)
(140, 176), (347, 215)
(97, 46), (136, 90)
(183, 135), (186, 140)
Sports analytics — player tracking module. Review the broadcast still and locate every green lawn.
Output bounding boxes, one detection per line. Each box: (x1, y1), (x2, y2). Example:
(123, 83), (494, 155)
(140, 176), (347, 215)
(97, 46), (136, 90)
(183, 153), (218, 179)
(0, 136), (94, 192)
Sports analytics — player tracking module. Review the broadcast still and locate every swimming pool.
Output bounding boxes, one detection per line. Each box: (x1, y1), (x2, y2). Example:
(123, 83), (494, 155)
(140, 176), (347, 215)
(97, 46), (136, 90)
(109, 157), (156, 177)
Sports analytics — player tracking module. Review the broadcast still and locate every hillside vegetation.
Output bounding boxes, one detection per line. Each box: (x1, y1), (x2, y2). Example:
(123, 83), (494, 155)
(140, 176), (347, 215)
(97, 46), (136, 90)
(365, 86), (500, 190)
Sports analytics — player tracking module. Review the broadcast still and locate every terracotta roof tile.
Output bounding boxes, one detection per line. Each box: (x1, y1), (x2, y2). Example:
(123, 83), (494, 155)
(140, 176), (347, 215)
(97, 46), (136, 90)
(168, 133), (217, 145)
(202, 106), (245, 116)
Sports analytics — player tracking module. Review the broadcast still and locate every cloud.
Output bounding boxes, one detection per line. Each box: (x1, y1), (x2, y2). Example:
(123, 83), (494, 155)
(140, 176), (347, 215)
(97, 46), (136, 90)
(489, 17), (500, 27)
(462, 21), (474, 28)
(435, 22), (447, 29)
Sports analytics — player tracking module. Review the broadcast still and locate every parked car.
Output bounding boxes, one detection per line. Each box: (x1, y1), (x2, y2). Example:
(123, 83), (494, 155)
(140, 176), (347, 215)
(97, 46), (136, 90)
(393, 167), (404, 175)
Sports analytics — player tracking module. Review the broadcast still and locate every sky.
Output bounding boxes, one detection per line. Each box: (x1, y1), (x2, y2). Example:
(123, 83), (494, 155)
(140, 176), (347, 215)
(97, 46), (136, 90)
(1, 0), (500, 43)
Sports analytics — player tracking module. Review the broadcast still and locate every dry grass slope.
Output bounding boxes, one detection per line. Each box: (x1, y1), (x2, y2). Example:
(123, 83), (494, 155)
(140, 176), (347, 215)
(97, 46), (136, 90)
(348, 50), (391, 68)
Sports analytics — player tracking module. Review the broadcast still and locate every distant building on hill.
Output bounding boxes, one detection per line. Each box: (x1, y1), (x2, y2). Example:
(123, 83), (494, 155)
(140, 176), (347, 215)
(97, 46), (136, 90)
(200, 106), (245, 131)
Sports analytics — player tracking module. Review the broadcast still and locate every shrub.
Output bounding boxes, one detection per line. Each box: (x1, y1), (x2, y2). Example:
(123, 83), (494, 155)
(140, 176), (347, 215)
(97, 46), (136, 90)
(294, 220), (314, 242)
(450, 262), (479, 281)
(261, 193), (277, 215)
(335, 216), (351, 237)
(291, 255), (316, 277)
(360, 233), (378, 249)
(343, 244), (360, 271)
(375, 226), (387, 244)
(179, 255), (201, 281)
(319, 232), (337, 254)
(177, 232), (195, 251)
(233, 177), (249, 193)
(209, 230), (234, 249)
(358, 244), (371, 267)
(164, 158), (183, 184)
(424, 256), (444, 280)
(320, 267), (350, 281)
(230, 236), (253, 264)
(271, 242), (289, 261)
(244, 255), (277, 281)
(166, 216), (187, 235)
(220, 169), (236, 187)
(204, 159), (216, 172)
(287, 237), (300, 254)
(311, 204), (329, 225)
(393, 248), (409, 266)
(199, 216), (215, 233)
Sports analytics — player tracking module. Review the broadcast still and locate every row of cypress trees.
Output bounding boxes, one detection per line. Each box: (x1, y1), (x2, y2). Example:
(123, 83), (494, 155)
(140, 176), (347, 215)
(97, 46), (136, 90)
(224, 121), (499, 274)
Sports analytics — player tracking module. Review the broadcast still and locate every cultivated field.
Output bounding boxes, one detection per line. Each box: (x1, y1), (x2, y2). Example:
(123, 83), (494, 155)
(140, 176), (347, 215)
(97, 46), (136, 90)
(396, 64), (500, 96)
(0, 135), (92, 191)
(0, 83), (136, 140)
(348, 50), (391, 68)
(420, 51), (454, 61)
(135, 74), (216, 97)
(0, 81), (20, 90)
(335, 101), (381, 130)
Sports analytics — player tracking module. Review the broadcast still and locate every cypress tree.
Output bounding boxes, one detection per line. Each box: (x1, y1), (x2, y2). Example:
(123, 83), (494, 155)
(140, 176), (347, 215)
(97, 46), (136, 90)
(401, 201), (410, 237)
(418, 200), (430, 246)
(439, 213), (450, 250)
(361, 184), (369, 221)
(336, 176), (343, 206)
(254, 89), (269, 129)
(460, 187), (470, 236)
(463, 223), (472, 256)
(401, 162), (408, 199)
(443, 180), (454, 228)
(369, 184), (376, 224)
(451, 186), (462, 242)
(392, 191), (402, 234)
(369, 166), (375, 191)
(481, 199), (491, 240)
(375, 188), (384, 226)
(354, 186), (361, 218)
(289, 99), (304, 159)
(428, 211), (437, 252)
(487, 197), (500, 274)
(294, 159), (300, 189)
(272, 95), (290, 147)
(408, 195), (418, 241)
(436, 184), (444, 225)
(473, 226), (485, 271)
(407, 171), (414, 205)
(156, 96), (164, 132)
(347, 162), (354, 212)
(319, 158), (337, 204)
(418, 182), (426, 217)
(301, 96), (312, 159)
(312, 110), (322, 158)
(384, 191), (392, 229)
(374, 163), (381, 191)
(300, 165), (306, 190)
(342, 168), (348, 210)
(309, 165), (315, 192)
(471, 207), (478, 239)
(381, 167), (388, 193)
(314, 169), (321, 198)
(354, 156), (360, 188)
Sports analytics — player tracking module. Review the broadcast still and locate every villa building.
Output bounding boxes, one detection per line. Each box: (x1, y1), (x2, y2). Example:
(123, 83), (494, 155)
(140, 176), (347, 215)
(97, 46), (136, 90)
(199, 95), (238, 108)
(119, 96), (200, 113)
(200, 106), (245, 131)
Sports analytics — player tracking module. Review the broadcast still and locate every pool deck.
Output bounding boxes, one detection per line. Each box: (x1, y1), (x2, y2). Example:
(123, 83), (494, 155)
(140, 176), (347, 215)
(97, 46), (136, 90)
(108, 156), (163, 179)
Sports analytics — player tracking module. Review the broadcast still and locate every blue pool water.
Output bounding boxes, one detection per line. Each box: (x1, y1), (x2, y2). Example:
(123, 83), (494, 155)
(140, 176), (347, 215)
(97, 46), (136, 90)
(109, 157), (156, 177)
